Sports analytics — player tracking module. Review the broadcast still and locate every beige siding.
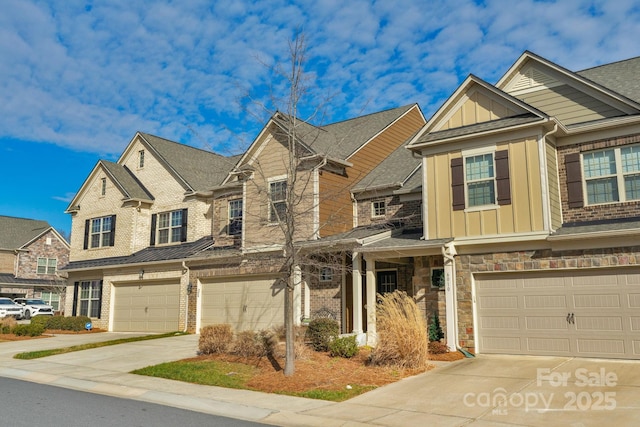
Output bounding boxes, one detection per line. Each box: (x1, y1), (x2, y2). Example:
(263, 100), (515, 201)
(546, 140), (562, 230)
(320, 107), (425, 236)
(427, 136), (545, 239)
(242, 132), (316, 248)
(442, 91), (518, 130)
(0, 251), (14, 274)
(517, 85), (623, 125)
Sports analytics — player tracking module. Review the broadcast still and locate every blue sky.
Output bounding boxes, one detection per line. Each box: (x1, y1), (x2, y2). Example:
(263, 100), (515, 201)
(2, 0), (640, 238)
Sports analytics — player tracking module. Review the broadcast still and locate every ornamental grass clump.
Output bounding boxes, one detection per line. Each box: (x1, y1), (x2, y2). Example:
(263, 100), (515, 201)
(370, 290), (429, 369)
(199, 324), (234, 355)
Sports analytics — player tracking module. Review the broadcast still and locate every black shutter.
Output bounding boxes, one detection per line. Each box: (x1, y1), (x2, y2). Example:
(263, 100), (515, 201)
(83, 220), (90, 249)
(181, 208), (188, 242)
(150, 214), (157, 246)
(495, 150), (511, 205)
(109, 215), (116, 246)
(451, 157), (465, 211)
(72, 282), (79, 316)
(565, 153), (584, 208)
(97, 280), (103, 319)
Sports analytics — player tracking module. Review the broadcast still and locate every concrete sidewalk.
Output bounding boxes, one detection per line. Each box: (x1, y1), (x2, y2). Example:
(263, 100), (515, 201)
(1, 333), (639, 426)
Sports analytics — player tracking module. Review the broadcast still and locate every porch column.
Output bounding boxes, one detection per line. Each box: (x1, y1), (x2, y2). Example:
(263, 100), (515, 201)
(293, 264), (302, 326)
(351, 252), (363, 334)
(364, 254), (377, 346)
(442, 242), (458, 352)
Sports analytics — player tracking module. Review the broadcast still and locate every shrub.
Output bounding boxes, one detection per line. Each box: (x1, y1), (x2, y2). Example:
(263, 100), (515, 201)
(428, 311), (444, 342)
(329, 335), (359, 358)
(229, 331), (265, 357)
(305, 318), (339, 352)
(0, 317), (17, 334)
(13, 322), (45, 337)
(45, 316), (92, 331)
(428, 340), (450, 355)
(44, 315), (65, 330)
(30, 316), (49, 329)
(259, 329), (279, 356)
(370, 291), (429, 369)
(199, 324), (233, 355)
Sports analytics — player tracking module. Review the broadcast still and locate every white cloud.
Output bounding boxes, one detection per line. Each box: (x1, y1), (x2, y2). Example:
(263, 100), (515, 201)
(1, 0), (639, 156)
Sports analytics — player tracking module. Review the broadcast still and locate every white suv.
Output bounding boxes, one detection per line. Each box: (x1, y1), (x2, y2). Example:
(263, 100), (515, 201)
(13, 298), (55, 320)
(0, 297), (24, 319)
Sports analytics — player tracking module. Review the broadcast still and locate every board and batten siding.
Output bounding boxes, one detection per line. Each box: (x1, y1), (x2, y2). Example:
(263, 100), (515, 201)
(426, 136), (545, 239)
(318, 107), (425, 236)
(442, 91), (520, 130)
(546, 140), (562, 230)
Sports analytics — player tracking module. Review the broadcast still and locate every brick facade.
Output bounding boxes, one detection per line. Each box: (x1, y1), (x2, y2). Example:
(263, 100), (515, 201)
(16, 230), (69, 279)
(559, 132), (640, 223)
(357, 194), (422, 229)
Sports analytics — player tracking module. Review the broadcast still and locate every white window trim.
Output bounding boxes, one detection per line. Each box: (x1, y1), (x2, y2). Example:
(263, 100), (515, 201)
(228, 199), (243, 235)
(319, 267), (333, 282)
(430, 267), (445, 289)
(581, 145), (640, 206)
(138, 150), (145, 168)
(157, 210), (183, 244)
(371, 199), (386, 218)
(267, 175), (288, 223)
(90, 216), (112, 248)
(36, 257), (57, 275)
(376, 269), (398, 294)
(463, 149), (498, 210)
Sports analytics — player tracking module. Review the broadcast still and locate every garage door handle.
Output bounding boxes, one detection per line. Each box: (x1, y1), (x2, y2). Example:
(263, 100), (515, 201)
(566, 313), (575, 324)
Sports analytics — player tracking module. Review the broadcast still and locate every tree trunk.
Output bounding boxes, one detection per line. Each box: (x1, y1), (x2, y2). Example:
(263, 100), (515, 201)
(283, 282), (295, 376)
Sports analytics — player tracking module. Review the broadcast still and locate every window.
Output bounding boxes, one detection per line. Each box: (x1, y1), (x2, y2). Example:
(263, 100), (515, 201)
(86, 215), (115, 249)
(41, 291), (60, 311)
(151, 209), (187, 245)
(158, 210), (183, 244)
(228, 199), (243, 235)
(139, 150), (145, 168)
(371, 200), (386, 217)
(452, 150), (510, 211)
(79, 280), (101, 318)
(582, 146), (640, 205)
(101, 178), (106, 196)
(431, 268), (445, 289)
(466, 153), (495, 207)
(376, 270), (397, 294)
(37, 257), (57, 275)
(269, 179), (287, 222)
(320, 267), (333, 282)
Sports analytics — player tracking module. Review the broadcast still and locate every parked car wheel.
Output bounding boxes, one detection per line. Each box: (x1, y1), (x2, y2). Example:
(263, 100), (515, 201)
(24, 310), (31, 320)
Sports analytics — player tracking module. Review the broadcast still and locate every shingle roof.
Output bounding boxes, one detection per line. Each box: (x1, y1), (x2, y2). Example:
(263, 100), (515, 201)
(414, 114), (544, 145)
(140, 133), (238, 191)
(273, 105), (416, 161)
(358, 231), (449, 252)
(578, 56), (640, 104)
(101, 160), (154, 201)
(352, 132), (421, 193)
(62, 237), (215, 271)
(551, 217), (640, 237)
(0, 216), (51, 250)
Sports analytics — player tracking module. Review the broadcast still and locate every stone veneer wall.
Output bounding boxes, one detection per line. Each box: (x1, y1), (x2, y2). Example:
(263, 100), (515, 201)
(455, 245), (640, 353)
(412, 256), (447, 340)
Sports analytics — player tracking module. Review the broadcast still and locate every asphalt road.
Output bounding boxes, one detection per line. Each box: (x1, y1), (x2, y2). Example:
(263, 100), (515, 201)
(0, 377), (268, 427)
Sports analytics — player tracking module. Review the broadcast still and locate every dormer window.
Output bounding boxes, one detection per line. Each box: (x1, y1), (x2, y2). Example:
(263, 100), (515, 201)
(371, 200), (386, 218)
(139, 150), (145, 168)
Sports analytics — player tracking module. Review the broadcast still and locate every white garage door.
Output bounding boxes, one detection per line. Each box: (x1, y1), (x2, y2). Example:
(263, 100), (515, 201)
(112, 282), (180, 332)
(200, 276), (284, 332)
(475, 268), (640, 359)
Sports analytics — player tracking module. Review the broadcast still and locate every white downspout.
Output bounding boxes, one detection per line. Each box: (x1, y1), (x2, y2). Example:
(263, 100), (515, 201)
(442, 241), (458, 352)
(182, 261), (189, 333)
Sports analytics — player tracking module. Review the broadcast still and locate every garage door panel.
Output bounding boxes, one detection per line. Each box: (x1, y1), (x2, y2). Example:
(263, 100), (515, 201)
(113, 282), (180, 333)
(476, 269), (640, 359)
(200, 277), (284, 332)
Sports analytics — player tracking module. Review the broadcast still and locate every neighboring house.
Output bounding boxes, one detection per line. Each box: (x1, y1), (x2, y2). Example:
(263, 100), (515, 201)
(0, 215), (69, 312)
(62, 105), (426, 333)
(401, 51), (640, 360)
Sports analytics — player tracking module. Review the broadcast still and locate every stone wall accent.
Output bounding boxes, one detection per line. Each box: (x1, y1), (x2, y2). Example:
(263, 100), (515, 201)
(455, 245), (640, 353)
(412, 256), (446, 340)
(356, 195), (422, 229)
(558, 132), (640, 223)
(17, 230), (69, 279)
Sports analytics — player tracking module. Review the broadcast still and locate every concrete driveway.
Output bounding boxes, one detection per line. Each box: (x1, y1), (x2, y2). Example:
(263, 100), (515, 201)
(2, 333), (640, 426)
(282, 354), (640, 426)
